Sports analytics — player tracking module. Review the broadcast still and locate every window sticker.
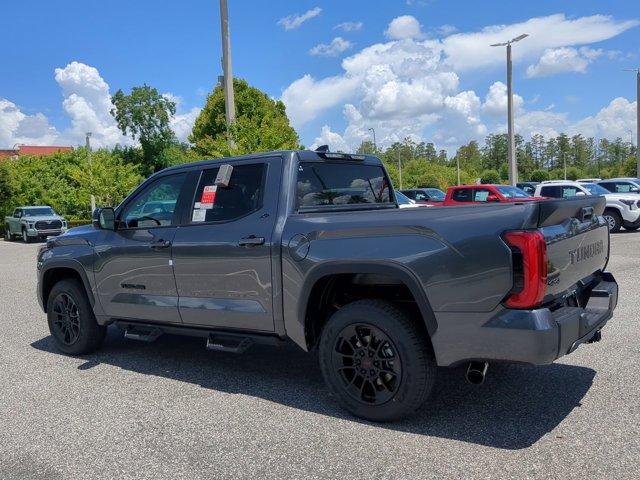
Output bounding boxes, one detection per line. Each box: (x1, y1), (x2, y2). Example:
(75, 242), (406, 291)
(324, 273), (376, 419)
(201, 185), (217, 205)
(192, 209), (206, 223)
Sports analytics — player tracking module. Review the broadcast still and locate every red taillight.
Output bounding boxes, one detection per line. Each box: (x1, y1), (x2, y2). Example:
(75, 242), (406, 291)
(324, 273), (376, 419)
(503, 230), (548, 309)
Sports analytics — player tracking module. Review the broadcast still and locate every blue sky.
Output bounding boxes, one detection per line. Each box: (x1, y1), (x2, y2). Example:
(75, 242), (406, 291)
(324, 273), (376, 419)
(1, 0), (639, 151)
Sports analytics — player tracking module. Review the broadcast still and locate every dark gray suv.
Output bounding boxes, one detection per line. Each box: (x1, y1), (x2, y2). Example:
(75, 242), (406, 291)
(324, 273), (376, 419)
(37, 150), (618, 421)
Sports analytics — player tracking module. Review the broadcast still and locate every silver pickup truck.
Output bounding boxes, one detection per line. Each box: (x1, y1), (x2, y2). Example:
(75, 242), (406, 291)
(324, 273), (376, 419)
(4, 206), (67, 243)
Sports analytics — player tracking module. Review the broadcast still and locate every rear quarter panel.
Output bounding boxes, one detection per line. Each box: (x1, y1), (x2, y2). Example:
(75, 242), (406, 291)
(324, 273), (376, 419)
(281, 203), (540, 349)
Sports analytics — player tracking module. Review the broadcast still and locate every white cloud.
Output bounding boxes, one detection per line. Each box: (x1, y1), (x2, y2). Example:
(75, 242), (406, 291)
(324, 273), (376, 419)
(0, 99), (59, 146)
(526, 47), (604, 78)
(442, 14), (639, 71)
(54, 61), (127, 147)
(570, 97), (637, 139)
(437, 24), (457, 36)
(309, 37), (353, 57)
(277, 7), (322, 31)
(482, 81), (524, 117)
(334, 21), (363, 32)
(385, 15), (423, 40)
(311, 125), (351, 152)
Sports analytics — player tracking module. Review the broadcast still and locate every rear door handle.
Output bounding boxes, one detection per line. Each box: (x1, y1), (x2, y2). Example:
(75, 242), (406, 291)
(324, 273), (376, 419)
(238, 235), (265, 246)
(150, 239), (172, 249)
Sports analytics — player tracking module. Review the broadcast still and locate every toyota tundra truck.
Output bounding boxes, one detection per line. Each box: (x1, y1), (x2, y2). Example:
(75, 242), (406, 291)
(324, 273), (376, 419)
(37, 149), (618, 421)
(5, 206), (67, 243)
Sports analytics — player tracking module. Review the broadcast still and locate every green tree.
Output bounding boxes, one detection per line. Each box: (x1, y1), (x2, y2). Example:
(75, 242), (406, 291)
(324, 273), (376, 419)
(480, 169), (501, 184)
(529, 169), (550, 182)
(110, 84), (177, 175)
(0, 162), (13, 221)
(190, 78), (301, 157)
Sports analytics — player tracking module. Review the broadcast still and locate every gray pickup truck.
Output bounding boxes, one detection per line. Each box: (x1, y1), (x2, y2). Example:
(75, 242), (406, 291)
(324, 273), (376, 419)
(37, 150), (618, 421)
(5, 206), (67, 243)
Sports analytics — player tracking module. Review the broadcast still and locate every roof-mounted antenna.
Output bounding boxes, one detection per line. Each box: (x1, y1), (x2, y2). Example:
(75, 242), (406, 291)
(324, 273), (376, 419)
(315, 145), (329, 152)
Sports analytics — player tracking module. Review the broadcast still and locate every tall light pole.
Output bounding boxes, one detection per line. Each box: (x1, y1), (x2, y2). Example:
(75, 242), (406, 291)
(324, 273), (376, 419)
(397, 146), (403, 189)
(368, 128), (377, 153)
(491, 33), (528, 186)
(85, 133), (96, 214)
(220, 0), (236, 149)
(625, 68), (640, 178)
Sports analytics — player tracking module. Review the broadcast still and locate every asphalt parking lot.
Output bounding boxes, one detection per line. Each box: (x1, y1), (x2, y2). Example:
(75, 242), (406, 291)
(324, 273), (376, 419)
(1, 233), (639, 480)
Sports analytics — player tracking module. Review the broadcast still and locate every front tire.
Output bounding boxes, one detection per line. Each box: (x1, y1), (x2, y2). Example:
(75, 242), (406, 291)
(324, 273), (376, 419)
(319, 299), (436, 422)
(22, 228), (33, 243)
(624, 225), (639, 231)
(47, 279), (106, 355)
(4, 225), (12, 241)
(603, 210), (622, 233)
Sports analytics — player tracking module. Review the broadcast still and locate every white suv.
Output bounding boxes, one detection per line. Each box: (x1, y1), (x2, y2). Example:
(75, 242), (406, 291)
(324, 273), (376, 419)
(534, 180), (640, 232)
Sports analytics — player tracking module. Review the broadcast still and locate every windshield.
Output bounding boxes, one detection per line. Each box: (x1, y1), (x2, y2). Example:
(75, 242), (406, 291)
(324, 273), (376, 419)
(423, 188), (445, 200)
(582, 183), (610, 195)
(496, 186), (531, 198)
(23, 207), (55, 217)
(395, 191), (414, 205)
(297, 162), (392, 208)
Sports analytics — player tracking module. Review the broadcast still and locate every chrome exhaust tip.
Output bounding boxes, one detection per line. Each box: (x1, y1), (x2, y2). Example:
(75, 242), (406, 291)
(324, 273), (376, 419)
(466, 361), (489, 385)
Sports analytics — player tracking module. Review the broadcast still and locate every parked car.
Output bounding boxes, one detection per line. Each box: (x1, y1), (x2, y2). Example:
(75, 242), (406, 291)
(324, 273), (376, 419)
(37, 149), (617, 421)
(596, 178), (640, 194)
(516, 182), (539, 195)
(534, 180), (640, 232)
(4, 206), (67, 243)
(395, 190), (426, 208)
(443, 184), (539, 205)
(400, 188), (445, 206)
(577, 178), (602, 183)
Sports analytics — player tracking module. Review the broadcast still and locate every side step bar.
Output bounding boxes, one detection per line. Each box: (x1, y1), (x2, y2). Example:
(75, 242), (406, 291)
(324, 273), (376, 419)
(206, 334), (253, 354)
(123, 326), (163, 343)
(115, 320), (285, 354)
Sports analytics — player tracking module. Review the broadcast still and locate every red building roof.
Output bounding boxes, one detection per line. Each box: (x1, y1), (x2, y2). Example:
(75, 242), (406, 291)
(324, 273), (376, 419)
(18, 145), (73, 156)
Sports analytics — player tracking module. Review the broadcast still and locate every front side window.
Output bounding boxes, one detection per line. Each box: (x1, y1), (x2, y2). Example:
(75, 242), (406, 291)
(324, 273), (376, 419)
(560, 186), (580, 198)
(452, 189), (472, 202)
(612, 181), (637, 193)
(190, 163), (265, 223)
(472, 189), (493, 202)
(297, 162), (391, 208)
(496, 186), (530, 198)
(121, 173), (187, 228)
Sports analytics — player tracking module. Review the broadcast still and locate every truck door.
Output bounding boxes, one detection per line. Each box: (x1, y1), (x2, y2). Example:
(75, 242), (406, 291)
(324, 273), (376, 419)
(171, 157), (281, 332)
(93, 172), (191, 323)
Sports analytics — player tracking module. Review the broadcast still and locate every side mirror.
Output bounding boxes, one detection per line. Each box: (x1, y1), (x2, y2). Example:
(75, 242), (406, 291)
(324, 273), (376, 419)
(575, 191), (586, 196)
(93, 207), (115, 230)
(631, 187), (640, 193)
(487, 194), (500, 202)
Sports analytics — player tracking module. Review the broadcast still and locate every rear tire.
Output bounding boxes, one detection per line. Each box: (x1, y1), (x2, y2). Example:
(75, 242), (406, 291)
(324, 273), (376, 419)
(319, 299), (436, 422)
(603, 210), (622, 233)
(47, 279), (106, 355)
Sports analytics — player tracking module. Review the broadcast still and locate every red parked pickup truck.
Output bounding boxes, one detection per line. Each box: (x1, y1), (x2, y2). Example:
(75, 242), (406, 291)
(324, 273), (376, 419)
(443, 184), (542, 206)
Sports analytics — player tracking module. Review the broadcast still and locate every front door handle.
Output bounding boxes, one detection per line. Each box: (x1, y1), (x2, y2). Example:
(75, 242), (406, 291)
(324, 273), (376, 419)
(150, 239), (172, 249)
(238, 235), (265, 247)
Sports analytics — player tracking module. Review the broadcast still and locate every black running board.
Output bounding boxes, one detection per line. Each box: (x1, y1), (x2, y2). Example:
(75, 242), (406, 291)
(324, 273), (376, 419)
(115, 320), (285, 353)
(123, 326), (163, 343)
(206, 334), (253, 354)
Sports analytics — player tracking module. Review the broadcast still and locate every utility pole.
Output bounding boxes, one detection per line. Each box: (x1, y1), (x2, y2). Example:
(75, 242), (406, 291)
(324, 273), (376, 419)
(456, 156), (461, 185)
(491, 33), (528, 186)
(368, 128), (377, 153)
(220, 0), (236, 149)
(86, 133), (96, 214)
(625, 68), (640, 178)
(397, 146), (403, 189)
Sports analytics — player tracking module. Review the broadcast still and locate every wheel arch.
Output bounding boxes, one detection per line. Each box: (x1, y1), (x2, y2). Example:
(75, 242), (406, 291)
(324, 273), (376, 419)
(298, 261), (438, 350)
(41, 260), (95, 313)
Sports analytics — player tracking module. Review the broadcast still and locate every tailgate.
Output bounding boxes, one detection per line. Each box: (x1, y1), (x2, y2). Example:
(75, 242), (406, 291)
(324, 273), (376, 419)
(538, 197), (609, 298)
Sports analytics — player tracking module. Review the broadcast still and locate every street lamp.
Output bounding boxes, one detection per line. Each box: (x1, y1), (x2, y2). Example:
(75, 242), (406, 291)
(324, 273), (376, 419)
(368, 128), (377, 153)
(85, 132), (96, 214)
(624, 68), (640, 178)
(491, 33), (528, 186)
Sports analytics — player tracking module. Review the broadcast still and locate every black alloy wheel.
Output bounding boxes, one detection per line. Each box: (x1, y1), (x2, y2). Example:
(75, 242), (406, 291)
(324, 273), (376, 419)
(332, 323), (402, 406)
(50, 293), (81, 346)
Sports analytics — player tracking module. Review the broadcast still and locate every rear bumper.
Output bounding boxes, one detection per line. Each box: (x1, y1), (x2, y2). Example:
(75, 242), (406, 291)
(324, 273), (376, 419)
(431, 272), (618, 366)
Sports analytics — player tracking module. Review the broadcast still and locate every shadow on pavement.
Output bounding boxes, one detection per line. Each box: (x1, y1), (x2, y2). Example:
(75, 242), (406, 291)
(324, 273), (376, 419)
(31, 329), (595, 450)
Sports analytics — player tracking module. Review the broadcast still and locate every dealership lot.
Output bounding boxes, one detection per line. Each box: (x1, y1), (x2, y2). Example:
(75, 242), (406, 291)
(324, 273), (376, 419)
(1, 234), (639, 480)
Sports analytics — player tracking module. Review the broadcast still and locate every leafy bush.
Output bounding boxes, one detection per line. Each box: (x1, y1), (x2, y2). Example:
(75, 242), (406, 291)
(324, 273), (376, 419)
(529, 170), (550, 182)
(480, 169), (501, 184)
